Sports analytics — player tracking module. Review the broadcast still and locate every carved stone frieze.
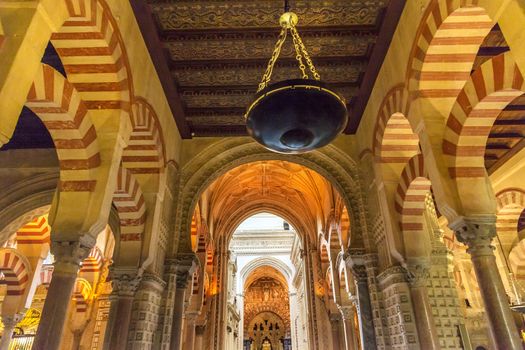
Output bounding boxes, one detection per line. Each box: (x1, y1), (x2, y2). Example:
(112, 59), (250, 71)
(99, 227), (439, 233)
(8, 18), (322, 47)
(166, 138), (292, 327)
(166, 33), (376, 61)
(151, 0), (387, 30)
(174, 62), (363, 87)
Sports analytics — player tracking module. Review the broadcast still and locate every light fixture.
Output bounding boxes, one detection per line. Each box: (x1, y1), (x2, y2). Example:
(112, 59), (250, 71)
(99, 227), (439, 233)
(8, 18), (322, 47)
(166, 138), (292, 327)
(245, 1), (348, 154)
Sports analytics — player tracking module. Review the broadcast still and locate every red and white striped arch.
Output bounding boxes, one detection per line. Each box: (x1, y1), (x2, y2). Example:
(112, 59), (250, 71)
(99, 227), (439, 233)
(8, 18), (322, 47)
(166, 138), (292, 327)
(498, 189), (525, 278)
(79, 246), (103, 281)
(443, 53), (525, 179)
(340, 206), (350, 248)
(373, 85), (416, 163)
(16, 215), (50, 246)
(51, 0), (132, 112)
(39, 265), (54, 288)
(113, 166), (146, 242)
(26, 64), (101, 192)
(123, 99), (165, 174)
(72, 278), (92, 313)
(0, 249), (31, 296)
(408, 2), (493, 99)
(319, 239), (330, 276)
(395, 154), (432, 234)
(190, 213), (198, 252)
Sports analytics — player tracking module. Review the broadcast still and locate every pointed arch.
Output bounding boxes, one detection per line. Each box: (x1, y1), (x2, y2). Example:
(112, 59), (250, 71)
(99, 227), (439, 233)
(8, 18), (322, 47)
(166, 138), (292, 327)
(113, 167), (146, 242)
(25, 64), (101, 192)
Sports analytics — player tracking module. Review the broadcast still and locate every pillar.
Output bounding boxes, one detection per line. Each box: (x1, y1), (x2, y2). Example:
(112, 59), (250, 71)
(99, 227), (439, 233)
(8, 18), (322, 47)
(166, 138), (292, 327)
(338, 306), (358, 350)
(194, 325), (205, 350)
(405, 262), (440, 349)
(33, 241), (90, 350)
(351, 265), (376, 350)
(183, 312), (198, 350)
(451, 216), (522, 350)
(106, 272), (141, 350)
(168, 254), (197, 350)
(0, 313), (23, 350)
(330, 313), (343, 350)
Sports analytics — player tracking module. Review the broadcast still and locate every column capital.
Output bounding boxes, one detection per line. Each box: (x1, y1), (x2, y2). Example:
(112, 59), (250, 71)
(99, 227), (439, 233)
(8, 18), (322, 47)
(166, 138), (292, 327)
(403, 261), (430, 288)
(2, 312), (24, 328)
(350, 264), (368, 283)
(51, 240), (92, 273)
(337, 305), (355, 321)
(449, 215), (497, 256)
(166, 253), (198, 288)
(110, 269), (141, 298)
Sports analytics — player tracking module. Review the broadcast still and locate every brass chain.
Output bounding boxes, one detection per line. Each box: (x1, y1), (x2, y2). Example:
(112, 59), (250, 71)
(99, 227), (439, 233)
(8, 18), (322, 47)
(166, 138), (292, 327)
(258, 27), (288, 92)
(290, 25), (320, 80)
(257, 13), (321, 91)
(291, 28), (308, 79)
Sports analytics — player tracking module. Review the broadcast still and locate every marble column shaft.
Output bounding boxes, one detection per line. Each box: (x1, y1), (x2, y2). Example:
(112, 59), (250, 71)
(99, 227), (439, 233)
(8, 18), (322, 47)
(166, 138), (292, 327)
(33, 241), (90, 350)
(183, 313), (198, 350)
(330, 314), (342, 350)
(194, 325), (205, 350)
(106, 272), (140, 350)
(170, 283), (187, 350)
(339, 306), (358, 350)
(167, 254), (196, 350)
(352, 265), (376, 350)
(0, 314), (23, 350)
(452, 216), (522, 350)
(405, 264), (440, 349)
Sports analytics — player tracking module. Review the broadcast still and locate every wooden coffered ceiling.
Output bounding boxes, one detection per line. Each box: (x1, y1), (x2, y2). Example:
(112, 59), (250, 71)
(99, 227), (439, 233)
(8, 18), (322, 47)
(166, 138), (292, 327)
(131, 0), (406, 138)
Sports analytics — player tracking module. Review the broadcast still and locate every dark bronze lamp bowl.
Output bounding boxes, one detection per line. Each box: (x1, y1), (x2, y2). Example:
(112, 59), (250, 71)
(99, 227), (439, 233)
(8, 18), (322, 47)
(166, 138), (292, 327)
(245, 79), (348, 154)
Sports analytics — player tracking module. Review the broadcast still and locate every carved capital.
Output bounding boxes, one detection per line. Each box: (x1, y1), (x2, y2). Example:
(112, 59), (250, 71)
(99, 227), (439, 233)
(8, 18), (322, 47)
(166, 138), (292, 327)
(166, 253), (198, 289)
(51, 240), (91, 273)
(337, 305), (355, 321)
(2, 313), (24, 329)
(110, 268), (141, 298)
(449, 216), (497, 256)
(404, 262), (430, 288)
(350, 264), (368, 283)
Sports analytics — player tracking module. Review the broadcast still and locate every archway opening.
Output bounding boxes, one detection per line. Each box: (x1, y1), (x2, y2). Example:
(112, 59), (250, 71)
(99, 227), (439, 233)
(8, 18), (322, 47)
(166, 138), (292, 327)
(186, 158), (355, 350)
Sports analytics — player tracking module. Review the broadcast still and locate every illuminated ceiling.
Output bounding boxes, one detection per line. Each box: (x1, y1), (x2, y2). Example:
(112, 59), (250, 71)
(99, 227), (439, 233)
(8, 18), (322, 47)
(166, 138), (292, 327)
(198, 160), (342, 241)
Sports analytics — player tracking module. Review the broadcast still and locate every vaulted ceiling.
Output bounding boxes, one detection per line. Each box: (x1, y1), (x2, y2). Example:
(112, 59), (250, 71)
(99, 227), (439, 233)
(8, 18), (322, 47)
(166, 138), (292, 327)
(132, 0), (405, 138)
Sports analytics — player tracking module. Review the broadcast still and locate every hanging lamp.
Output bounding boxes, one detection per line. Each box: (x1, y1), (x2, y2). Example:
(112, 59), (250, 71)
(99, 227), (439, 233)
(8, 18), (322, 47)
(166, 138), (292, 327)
(245, 1), (348, 154)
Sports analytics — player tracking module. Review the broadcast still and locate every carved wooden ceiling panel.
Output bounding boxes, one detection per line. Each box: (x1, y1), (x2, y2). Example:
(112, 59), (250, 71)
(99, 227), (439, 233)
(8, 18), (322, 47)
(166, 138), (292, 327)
(134, 0), (405, 138)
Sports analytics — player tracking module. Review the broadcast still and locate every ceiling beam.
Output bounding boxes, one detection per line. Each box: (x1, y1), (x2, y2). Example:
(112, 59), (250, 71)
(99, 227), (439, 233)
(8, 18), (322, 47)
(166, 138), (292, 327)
(129, 0), (192, 138)
(345, 0), (406, 134)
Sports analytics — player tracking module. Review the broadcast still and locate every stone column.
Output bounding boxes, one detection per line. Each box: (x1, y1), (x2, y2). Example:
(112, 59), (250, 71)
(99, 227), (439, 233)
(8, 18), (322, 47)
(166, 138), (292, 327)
(194, 325), (205, 350)
(330, 313), (343, 350)
(33, 241), (90, 350)
(168, 254), (197, 350)
(0, 313), (23, 350)
(451, 216), (522, 350)
(106, 272), (141, 350)
(351, 265), (376, 350)
(183, 312), (198, 350)
(338, 306), (358, 350)
(404, 262), (440, 349)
